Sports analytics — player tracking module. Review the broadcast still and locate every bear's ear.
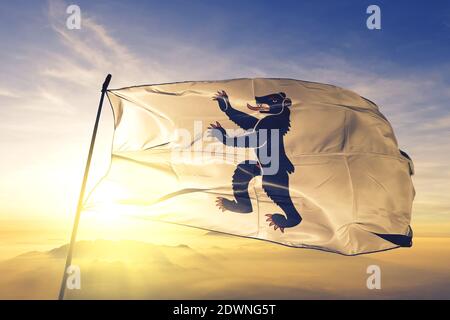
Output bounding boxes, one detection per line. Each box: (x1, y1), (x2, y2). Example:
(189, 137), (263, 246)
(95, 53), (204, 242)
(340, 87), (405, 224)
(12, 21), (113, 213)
(283, 98), (292, 107)
(279, 92), (286, 98)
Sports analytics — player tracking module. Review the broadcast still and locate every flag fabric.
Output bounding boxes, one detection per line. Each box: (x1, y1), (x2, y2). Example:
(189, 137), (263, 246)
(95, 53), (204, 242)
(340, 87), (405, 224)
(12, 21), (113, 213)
(85, 78), (415, 255)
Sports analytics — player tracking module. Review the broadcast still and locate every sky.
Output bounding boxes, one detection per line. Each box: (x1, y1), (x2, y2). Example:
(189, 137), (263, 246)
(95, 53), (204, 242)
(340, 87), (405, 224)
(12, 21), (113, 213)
(0, 0), (449, 256)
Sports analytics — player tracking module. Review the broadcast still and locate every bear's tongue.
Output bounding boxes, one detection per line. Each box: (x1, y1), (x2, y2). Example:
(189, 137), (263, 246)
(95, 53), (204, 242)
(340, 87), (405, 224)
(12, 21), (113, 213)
(247, 103), (269, 111)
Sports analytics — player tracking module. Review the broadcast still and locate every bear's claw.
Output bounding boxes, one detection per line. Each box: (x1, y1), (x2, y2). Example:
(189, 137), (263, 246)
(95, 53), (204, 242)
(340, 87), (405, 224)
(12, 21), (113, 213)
(265, 214), (285, 233)
(215, 197), (227, 212)
(212, 90), (228, 101)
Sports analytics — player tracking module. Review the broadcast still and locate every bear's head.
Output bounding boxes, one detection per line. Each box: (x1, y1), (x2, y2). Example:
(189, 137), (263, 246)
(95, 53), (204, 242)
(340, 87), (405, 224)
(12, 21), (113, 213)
(247, 92), (292, 115)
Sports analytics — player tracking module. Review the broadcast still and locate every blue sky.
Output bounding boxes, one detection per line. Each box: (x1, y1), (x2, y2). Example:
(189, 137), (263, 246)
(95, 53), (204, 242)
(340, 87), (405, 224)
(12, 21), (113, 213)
(2, 1), (449, 73)
(0, 0), (449, 234)
(53, 0), (450, 68)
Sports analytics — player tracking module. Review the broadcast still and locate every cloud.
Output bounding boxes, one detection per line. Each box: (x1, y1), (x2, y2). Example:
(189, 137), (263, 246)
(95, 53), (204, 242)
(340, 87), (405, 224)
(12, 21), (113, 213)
(422, 114), (450, 130)
(45, 0), (149, 88)
(0, 88), (20, 98)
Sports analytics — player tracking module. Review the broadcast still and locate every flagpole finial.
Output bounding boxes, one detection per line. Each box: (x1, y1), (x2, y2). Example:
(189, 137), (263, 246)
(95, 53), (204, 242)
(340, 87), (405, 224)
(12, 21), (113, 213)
(102, 74), (112, 93)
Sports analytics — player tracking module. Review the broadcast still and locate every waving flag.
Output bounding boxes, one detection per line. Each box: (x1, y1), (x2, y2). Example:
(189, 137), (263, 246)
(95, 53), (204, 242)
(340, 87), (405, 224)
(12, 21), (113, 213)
(85, 78), (414, 255)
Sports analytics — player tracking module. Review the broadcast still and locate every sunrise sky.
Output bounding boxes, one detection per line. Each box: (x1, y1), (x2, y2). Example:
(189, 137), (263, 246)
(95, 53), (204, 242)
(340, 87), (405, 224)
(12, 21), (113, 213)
(0, 0), (449, 299)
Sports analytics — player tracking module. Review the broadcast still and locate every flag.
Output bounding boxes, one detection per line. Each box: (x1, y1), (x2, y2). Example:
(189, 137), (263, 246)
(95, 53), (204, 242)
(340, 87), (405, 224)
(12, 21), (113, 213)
(85, 78), (415, 255)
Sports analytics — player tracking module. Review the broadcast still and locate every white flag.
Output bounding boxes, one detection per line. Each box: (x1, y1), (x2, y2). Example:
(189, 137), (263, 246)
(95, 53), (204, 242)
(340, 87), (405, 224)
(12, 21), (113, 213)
(85, 78), (415, 255)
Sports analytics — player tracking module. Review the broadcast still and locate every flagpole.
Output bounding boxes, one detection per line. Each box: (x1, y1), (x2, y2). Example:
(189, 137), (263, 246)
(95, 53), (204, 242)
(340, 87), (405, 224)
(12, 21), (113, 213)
(58, 74), (112, 300)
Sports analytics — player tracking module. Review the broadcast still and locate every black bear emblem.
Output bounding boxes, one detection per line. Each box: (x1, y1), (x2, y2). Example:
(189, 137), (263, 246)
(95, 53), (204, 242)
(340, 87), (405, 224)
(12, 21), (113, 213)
(209, 90), (302, 233)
